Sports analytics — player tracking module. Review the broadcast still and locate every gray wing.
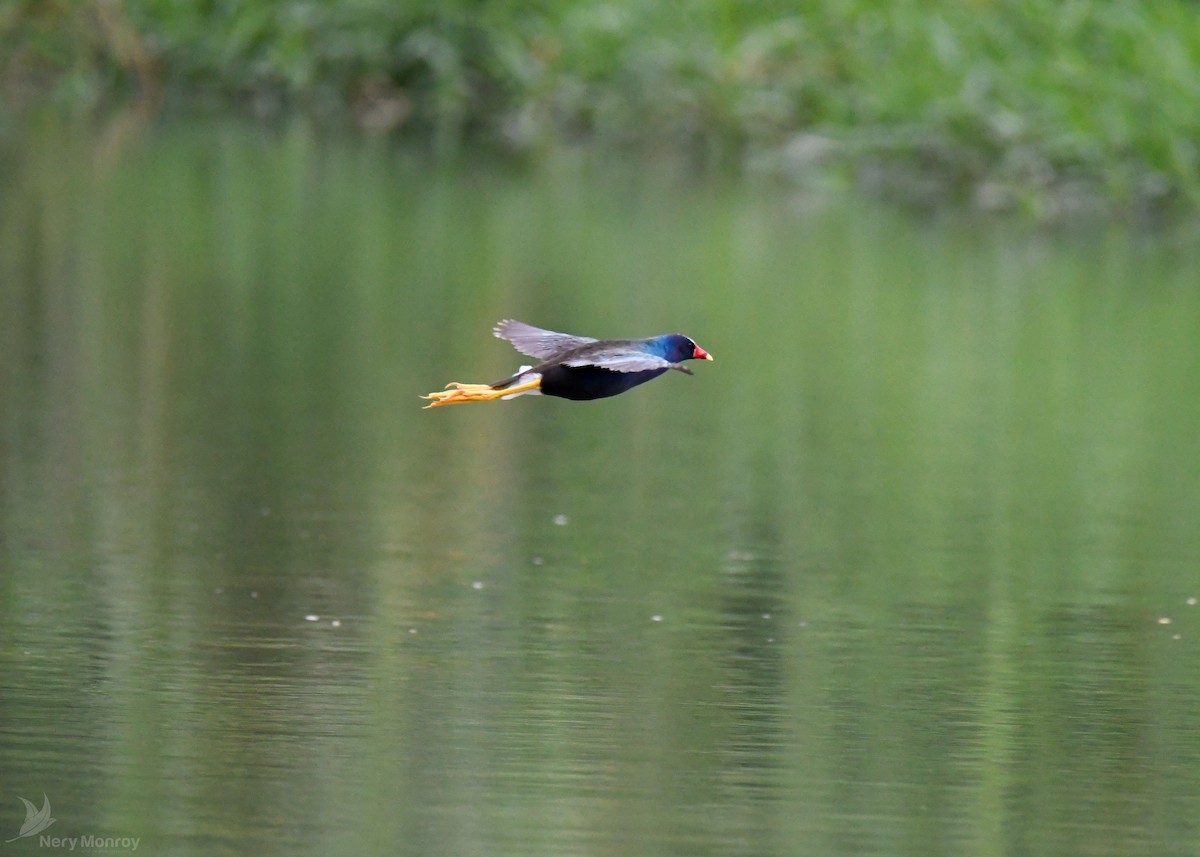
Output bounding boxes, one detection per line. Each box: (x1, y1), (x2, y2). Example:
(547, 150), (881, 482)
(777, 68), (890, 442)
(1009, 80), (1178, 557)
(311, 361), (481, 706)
(493, 320), (597, 360)
(562, 351), (674, 373)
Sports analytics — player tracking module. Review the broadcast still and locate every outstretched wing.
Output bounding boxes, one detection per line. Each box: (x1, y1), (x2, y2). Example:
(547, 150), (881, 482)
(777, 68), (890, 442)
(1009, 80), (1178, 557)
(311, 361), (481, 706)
(493, 320), (596, 360)
(562, 350), (673, 373)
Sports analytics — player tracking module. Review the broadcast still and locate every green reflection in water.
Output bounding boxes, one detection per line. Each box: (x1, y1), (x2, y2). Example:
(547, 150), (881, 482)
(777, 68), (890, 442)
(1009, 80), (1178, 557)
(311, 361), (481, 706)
(2, 117), (1200, 857)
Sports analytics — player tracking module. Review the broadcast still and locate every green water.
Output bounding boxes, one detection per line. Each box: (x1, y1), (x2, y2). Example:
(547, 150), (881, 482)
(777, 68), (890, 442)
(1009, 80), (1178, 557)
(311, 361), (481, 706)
(3, 117), (1200, 857)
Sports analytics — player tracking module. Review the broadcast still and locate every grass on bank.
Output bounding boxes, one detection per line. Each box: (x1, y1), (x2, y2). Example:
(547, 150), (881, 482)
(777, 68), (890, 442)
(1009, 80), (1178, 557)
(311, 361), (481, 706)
(4, 0), (1200, 216)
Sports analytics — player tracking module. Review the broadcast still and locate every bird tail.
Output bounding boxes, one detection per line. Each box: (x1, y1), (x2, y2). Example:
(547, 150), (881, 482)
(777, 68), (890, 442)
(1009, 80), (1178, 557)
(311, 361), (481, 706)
(489, 365), (539, 396)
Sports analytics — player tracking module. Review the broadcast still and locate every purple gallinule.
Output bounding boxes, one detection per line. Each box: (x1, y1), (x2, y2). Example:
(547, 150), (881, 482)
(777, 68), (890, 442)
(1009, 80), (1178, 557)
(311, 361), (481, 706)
(422, 320), (713, 408)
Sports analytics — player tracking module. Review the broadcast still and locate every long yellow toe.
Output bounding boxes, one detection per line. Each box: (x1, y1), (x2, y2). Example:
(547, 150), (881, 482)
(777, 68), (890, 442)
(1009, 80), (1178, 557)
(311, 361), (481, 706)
(420, 377), (541, 409)
(420, 382), (501, 408)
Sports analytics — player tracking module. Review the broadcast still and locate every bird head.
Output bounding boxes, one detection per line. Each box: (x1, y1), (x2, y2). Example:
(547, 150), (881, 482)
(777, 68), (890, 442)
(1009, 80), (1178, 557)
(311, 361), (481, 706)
(658, 334), (713, 363)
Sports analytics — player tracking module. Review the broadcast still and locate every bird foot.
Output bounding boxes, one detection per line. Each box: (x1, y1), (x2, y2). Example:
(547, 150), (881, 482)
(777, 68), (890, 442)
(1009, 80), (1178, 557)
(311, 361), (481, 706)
(421, 376), (542, 409)
(420, 382), (500, 408)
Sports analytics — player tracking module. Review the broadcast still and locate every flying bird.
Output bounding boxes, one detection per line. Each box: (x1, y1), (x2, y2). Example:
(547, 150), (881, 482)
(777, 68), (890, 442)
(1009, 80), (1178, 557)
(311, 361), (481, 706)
(421, 320), (713, 408)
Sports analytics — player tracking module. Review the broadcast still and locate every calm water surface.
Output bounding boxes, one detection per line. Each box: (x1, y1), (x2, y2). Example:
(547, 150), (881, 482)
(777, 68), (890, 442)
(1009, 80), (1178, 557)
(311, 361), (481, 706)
(2, 118), (1200, 856)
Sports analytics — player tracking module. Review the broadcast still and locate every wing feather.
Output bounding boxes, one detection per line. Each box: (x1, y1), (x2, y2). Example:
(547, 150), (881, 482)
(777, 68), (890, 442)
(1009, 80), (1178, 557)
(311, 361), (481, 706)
(493, 320), (597, 360)
(562, 352), (673, 373)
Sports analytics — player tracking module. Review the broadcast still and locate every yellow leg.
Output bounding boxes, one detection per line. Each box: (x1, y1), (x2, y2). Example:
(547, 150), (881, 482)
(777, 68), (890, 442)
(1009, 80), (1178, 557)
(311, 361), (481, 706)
(420, 377), (541, 409)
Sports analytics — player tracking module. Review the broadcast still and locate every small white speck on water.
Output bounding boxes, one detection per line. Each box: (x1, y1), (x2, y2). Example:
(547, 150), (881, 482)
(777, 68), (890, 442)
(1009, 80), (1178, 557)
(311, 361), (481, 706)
(553, 514), (569, 526)
(797, 620), (808, 628)
(250, 591), (258, 599)
(532, 556), (544, 566)
(651, 614), (663, 622)
(766, 637), (775, 644)
(330, 620), (341, 628)
(762, 613), (772, 620)
(471, 581), (484, 590)
(261, 506), (271, 517)
(1173, 634), (1181, 640)
(1188, 597), (1197, 606)
(1158, 617), (1172, 625)
(408, 627), (418, 634)
(214, 587), (224, 595)
(305, 614), (320, 622)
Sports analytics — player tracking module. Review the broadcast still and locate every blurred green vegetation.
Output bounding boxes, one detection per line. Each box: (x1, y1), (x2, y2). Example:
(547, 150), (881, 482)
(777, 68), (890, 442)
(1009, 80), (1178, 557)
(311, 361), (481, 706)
(4, 0), (1200, 215)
